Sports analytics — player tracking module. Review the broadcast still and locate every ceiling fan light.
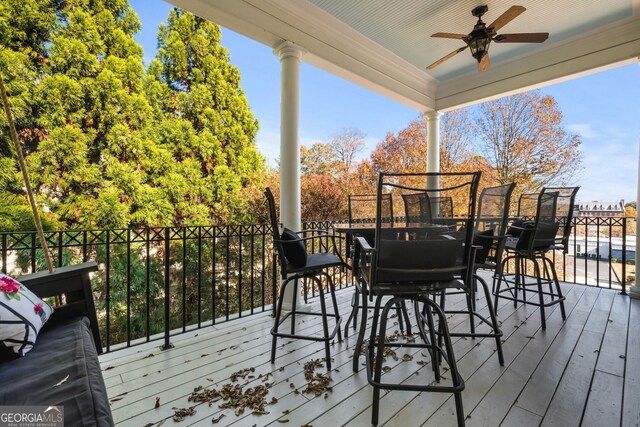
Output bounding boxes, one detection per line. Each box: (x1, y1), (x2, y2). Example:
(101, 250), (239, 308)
(468, 36), (491, 61)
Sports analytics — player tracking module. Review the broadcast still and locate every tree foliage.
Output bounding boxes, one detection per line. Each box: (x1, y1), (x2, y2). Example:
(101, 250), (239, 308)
(475, 91), (582, 192)
(0, 3), (264, 231)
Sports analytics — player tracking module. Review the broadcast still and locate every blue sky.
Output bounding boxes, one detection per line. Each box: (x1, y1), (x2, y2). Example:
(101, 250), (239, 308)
(131, 0), (640, 203)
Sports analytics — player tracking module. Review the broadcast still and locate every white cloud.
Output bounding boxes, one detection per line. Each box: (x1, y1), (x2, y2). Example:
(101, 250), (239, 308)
(577, 143), (638, 202)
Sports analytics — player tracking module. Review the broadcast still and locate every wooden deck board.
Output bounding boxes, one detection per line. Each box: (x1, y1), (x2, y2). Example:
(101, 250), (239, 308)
(99, 280), (637, 427)
(622, 297), (640, 427)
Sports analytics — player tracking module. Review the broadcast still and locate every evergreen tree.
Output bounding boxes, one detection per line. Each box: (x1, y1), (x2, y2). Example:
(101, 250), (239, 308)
(151, 8), (264, 224)
(0, 0), (59, 230)
(1, 2), (264, 230)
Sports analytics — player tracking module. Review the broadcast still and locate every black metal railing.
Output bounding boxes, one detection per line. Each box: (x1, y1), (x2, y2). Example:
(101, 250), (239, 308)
(0, 215), (632, 353)
(1, 225), (279, 352)
(562, 216), (632, 293)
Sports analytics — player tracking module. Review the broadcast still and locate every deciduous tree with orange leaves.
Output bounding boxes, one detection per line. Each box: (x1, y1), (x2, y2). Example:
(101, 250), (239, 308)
(474, 91), (582, 192)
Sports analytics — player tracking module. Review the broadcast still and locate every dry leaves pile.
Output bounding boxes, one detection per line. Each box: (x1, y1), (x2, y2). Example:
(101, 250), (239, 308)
(301, 359), (333, 397)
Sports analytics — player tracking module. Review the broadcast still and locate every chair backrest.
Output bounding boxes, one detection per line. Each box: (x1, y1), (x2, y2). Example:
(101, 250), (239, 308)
(517, 192), (540, 219)
(474, 183), (516, 264)
(544, 186), (580, 252)
(264, 187), (290, 276)
(515, 186), (579, 254)
(402, 192), (432, 226)
(372, 172), (481, 286)
(475, 183), (516, 237)
(516, 189), (559, 253)
(348, 193), (393, 227)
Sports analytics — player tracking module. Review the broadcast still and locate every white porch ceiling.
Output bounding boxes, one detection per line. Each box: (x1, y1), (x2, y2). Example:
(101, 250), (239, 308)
(167, 0), (640, 111)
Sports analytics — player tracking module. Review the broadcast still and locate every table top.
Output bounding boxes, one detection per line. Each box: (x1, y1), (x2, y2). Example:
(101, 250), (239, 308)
(333, 224), (452, 234)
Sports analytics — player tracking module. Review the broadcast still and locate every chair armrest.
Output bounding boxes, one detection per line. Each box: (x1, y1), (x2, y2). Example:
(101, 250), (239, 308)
(353, 236), (374, 282)
(355, 236), (374, 253)
(17, 261), (102, 354)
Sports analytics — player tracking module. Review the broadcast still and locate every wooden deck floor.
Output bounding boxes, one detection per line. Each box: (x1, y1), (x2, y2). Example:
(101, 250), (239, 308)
(100, 279), (640, 427)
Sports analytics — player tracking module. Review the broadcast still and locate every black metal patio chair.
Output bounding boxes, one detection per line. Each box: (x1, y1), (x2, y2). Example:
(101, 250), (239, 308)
(265, 188), (345, 369)
(494, 187), (579, 330)
(354, 171), (483, 426)
(473, 183), (517, 296)
(343, 193), (411, 338)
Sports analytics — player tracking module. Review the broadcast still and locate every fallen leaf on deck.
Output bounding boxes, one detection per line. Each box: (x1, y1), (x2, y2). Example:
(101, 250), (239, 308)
(277, 419), (289, 423)
(155, 397), (160, 409)
(211, 414), (226, 424)
(105, 366), (114, 370)
(53, 374), (70, 387)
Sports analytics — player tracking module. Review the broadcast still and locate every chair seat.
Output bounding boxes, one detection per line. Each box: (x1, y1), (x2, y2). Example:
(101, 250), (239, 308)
(286, 252), (343, 274)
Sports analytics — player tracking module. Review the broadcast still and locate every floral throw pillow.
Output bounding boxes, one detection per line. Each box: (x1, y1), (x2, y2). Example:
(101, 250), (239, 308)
(0, 274), (54, 356)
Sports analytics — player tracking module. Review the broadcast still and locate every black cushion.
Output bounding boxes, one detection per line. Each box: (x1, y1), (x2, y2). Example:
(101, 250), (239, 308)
(281, 228), (307, 268)
(507, 218), (527, 237)
(473, 229), (494, 264)
(0, 316), (114, 426)
(516, 221), (559, 251)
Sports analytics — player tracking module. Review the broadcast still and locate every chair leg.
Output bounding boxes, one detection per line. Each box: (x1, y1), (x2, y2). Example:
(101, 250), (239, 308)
(327, 274), (343, 343)
(290, 278), (299, 335)
(519, 257), (527, 303)
(272, 276), (291, 363)
(513, 257), (521, 308)
(316, 276), (332, 369)
(400, 300), (413, 335)
(542, 260), (555, 301)
(395, 302), (405, 334)
(352, 282), (370, 372)
(344, 286), (359, 337)
(417, 299), (441, 381)
(371, 296), (396, 427)
(545, 256), (566, 320)
(465, 287), (476, 335)
(494, 260), (506, 313)
(477, 274), (504, 366)
(353, 290), (359, 333)
(532, 259), (547, 330)
(368, 295), (383, 377)
(425, 298), (465, 426)
(303, 277), (308, 304)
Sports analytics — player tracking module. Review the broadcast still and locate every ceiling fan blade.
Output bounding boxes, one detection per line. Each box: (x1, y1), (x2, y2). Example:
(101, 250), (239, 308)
(426, 46), (468, 70)
(494, 33), (549, 43)
(488, 5), (526, 32)
(478, 54), (491, 72)
(431, 32), (467, 40)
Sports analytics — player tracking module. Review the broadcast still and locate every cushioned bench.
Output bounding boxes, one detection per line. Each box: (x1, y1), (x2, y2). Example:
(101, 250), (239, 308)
(0, 262), (114, 426)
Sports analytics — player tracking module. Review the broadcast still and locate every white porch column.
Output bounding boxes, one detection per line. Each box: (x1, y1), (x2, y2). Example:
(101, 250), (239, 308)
(426, 110), (441, 191)
(425, 110), (442, 216)
(274, 41), (305, 310)
(629, 147), (640, 299)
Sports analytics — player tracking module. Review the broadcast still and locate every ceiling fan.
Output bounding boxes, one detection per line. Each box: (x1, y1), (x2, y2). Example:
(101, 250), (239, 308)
(426, 5), (549, 72)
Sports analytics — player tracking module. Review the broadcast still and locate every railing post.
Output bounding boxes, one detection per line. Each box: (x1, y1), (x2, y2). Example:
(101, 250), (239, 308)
(161, 227), (173, 350)
(1, 233), (6, 274)
(621, 219), (627, 295)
